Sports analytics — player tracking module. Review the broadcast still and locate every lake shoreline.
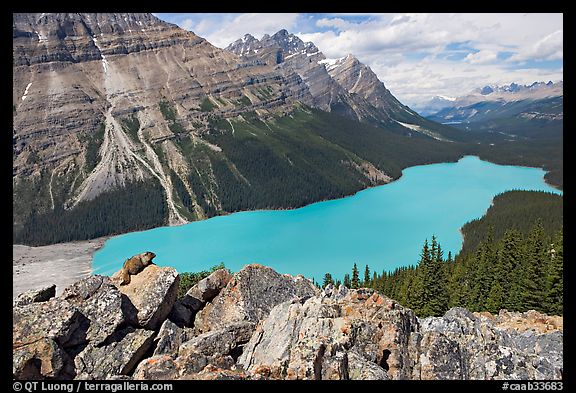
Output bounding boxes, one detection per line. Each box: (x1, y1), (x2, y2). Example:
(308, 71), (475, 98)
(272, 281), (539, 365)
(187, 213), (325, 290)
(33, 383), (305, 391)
(13, 155), (561, 294)
(12, 237), (108, 299)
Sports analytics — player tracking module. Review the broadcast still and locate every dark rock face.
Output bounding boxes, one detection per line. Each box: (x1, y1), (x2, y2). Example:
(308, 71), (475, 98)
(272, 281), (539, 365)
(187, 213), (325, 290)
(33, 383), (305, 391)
(74, 327), (155, 379)
(13, 263), (563, 380)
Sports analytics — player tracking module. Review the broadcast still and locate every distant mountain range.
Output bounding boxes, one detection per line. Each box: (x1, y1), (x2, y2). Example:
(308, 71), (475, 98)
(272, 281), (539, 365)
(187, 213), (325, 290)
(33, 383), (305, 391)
(417, 81), (563, 127)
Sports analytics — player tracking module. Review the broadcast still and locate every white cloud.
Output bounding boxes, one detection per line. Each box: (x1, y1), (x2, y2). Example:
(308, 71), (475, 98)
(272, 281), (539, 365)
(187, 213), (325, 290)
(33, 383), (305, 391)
(182, 13), (301, 48)
(465, 50), (497, 64)
(180, 18), (193, 31)
(509, 30), (563, 62)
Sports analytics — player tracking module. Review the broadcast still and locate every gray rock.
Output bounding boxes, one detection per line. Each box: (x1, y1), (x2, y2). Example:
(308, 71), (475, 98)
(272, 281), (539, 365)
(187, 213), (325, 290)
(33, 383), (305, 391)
(153, 319), (194, 357)
(132, 355), (180, 380)
(13, 284), (56, 306)
(239, 289), (417, 380)
(179, 321), (255, 359)
(194, 264), (319, 333)
(410, 307), (562, 380)
(74, 327), (155, 379)
(61, 275), (126, 346)
(168, 300), (194, 326)
(13, 299), (87, 379)
(169, 268), (233, 327)
(184, 268), (233, 308)
(116, 265), (179, 330)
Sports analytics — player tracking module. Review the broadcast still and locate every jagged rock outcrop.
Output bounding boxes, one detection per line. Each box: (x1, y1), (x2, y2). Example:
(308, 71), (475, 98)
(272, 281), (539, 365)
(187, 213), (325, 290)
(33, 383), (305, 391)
(238, 286), (417, 380)
(193, 264), (319, 333)
(13, 263), (563, 380)
(115, 264), (179, 330)
(13, 284), (56, 306)
(170, 268), (232, 326)
(410, 308), (563, 379)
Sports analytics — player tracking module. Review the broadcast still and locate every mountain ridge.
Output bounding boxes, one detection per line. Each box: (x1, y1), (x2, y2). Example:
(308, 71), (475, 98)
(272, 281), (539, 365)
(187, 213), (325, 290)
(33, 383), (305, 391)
(13, 13), (469, 246)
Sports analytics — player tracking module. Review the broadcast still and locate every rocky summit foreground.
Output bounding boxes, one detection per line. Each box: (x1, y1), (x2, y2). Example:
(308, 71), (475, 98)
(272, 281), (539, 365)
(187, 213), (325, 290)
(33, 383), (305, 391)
(13, 263), (563, 380)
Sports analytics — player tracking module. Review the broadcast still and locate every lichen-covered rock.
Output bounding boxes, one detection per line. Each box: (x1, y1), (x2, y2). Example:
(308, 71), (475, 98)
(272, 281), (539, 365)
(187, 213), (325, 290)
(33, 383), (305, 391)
(410, 308), (562, 380)
(116, 265), (179, 330)
(13, 337), (73, 379)
(194, 264), (319, 333)
(153, 320), (194, 357)
(13, 299), (87, 379)
(169, 268), (233, 326)
(238, 287), (416, 380)
(74, 327), (155, 379)
(179, 321), (255, 359)
(61, 275), (126, 346)
(184, 268), (233, 308)
(132, 355), (181, 380)
(13, 284), (56, 306)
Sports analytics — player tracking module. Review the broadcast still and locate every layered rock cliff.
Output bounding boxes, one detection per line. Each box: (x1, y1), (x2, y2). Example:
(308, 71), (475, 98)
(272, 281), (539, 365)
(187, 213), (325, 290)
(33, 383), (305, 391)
(13, 13), (464, 246)
(13, 262), (563, 380)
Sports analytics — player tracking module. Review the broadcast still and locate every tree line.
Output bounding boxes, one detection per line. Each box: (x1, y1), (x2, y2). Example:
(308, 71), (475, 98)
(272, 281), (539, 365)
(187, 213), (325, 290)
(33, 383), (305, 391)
(321, 222), (563, 317)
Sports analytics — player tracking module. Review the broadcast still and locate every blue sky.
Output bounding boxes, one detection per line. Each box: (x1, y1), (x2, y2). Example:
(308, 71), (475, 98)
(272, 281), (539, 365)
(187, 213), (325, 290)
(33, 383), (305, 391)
(155, 13), (563, 107)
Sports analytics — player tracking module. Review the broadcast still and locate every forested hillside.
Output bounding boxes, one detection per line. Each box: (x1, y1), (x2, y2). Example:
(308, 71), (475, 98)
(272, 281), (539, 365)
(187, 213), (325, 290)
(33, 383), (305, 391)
(322, 190), (563, 317)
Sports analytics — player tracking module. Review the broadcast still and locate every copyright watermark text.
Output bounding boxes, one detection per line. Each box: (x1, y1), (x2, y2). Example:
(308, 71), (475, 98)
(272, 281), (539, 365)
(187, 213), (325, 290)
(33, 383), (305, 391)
(13, 382), (173, 393)
(502, 382), (563, 391)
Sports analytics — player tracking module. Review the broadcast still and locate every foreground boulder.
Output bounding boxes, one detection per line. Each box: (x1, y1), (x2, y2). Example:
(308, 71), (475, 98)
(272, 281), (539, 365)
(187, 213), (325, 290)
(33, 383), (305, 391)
(410, 308), (562, 380)
(194, 264), (319, 333)
(74, 327), (155, 379)
(61, 275), (126, 346)
(238, 287), (417, 380)
(169, 268), (232, 326)
(13, 284), (56, 307)
(13, 299), (86, 379)
(116, 264), (179, 330)
(13, 261), (563, 381)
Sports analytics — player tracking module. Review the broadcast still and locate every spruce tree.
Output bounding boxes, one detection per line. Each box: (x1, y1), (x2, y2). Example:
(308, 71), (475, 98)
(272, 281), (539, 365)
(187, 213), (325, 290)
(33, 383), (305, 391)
(522, 220), (548, 312)
(351, 263), (360, 289)
(322, 272), (335, 288)
(410, 239), (430, 314)
(545, 229), (563, 315)
(343, 273), (351, 288)
(499, 229), (523, 310)
(364, 264), (371, 287)
(485, 281), (504, 314)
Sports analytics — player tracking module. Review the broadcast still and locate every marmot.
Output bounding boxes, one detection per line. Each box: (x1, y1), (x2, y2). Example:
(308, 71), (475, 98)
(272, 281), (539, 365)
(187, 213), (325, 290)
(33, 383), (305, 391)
(119, 251), (156, 285)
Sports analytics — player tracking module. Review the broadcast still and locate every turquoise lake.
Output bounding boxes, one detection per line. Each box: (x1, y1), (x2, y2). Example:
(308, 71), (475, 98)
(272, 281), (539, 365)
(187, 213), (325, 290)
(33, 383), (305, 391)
(92, 156), (562, 282)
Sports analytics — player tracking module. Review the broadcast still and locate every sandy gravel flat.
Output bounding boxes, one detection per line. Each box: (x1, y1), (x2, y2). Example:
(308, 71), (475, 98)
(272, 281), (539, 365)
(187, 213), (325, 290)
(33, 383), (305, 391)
(13, 237), (108, 299)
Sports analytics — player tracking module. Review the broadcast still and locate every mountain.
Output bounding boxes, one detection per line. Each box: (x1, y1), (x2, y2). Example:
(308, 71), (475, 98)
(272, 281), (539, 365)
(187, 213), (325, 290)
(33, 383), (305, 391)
(13, 13), (469, 246)
(425, 81), (563, 136)
(13, 263), (563, 380)
(411, 95), (456, 117)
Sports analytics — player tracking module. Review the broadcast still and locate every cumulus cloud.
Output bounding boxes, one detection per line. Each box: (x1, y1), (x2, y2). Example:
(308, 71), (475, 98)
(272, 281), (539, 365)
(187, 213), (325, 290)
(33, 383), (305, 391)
(465, 50), (498, 64)
(509, 30), (563, 62)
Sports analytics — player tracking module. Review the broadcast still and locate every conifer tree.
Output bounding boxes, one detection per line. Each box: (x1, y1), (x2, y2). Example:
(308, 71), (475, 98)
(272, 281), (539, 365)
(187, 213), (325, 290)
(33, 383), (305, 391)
(499, 229), (523, 310)
(351, 263), (360, 289)
(522, 220), (548, 312)
(485, 281), (504, 313)
(343, 273), (351, 288)
(545, 229), (563, 315)
(364, 264), (371, 287)
(322, 272), (335, 288)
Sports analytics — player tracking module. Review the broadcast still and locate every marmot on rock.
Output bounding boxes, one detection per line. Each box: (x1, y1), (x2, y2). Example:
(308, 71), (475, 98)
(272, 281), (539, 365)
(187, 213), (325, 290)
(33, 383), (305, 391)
(119, 251), (156, 285)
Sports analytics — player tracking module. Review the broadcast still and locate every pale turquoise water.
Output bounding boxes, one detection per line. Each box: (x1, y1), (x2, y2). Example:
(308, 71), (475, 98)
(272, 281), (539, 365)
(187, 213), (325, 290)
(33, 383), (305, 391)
(92, 156), (562, 282)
